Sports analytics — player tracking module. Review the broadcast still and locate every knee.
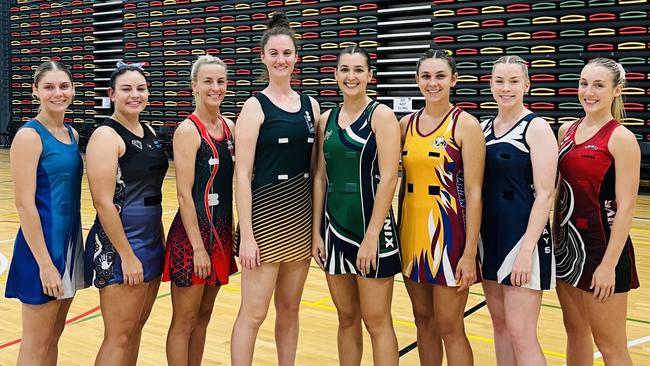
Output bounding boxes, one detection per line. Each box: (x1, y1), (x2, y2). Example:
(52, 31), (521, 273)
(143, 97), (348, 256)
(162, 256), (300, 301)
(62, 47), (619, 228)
(240, 307), (268, 329)
(562, 315), (590, 338)
(196, 306), (214, 328)
(172, 312), (200, 336)
(275, 298), (300, 319)
(105, 332), (132, 349)
(362, 313), (392, 338)
(593, 334), (626, 358)
(435, 317), (463, 340)
(411, 306), (434, 330)
(337, 307), (361, 329)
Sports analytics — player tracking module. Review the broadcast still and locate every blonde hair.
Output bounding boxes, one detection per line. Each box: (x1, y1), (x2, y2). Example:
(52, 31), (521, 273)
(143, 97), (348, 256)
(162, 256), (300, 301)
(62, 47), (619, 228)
(33, 61), (74, 113)
(190, 54), (227, 82)
(491, 55), (529, 80)
(586, 58), (626, 121)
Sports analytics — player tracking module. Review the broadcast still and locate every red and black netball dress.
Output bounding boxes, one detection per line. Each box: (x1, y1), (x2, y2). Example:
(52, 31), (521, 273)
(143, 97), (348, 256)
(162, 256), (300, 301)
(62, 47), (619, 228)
(554, 119), (639, 293)
(163, 114), (237, 287)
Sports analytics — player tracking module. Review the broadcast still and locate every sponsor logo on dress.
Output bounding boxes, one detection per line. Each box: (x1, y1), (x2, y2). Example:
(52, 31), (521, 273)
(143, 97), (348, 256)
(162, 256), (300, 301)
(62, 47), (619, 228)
(324, 129), (333, 141)
(585, 144), (598, 151)
(384, 218), (395, 248)
(304, 111), (315, 133)
(131, 139), (142, 150)
(432, 136), (446, 149)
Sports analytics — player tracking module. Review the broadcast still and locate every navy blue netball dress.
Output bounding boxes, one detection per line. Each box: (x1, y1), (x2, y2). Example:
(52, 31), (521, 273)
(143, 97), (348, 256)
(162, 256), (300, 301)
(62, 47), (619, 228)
(85, 118), (169, 288)
(480, 113), (555, 290)
(5, 120), (85, 304)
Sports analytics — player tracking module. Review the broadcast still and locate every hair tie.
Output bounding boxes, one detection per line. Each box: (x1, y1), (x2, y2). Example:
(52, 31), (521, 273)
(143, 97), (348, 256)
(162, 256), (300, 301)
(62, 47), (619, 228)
(116, 60), (145, 71)
(616, 62), (626, 81)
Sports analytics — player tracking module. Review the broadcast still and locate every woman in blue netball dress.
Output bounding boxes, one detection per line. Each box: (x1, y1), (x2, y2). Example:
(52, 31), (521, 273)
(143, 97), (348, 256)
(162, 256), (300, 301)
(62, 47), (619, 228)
(5, 61), (85, 365)
(163, 55), (237, 366)
(230, 12), (320, 366)
(85, 63), (168, 366)
(480, 56), (557, 366)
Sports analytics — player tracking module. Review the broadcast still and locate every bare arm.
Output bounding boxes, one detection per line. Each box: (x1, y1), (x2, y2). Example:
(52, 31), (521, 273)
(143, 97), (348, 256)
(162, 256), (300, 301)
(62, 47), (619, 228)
(311, 109), (331, 269)
(234, 97), (264, 269)
(396, 114), (413, 230)
(592, 126), (640, 301)
(455, 112), (485, 290)
(86, 126), (143, 285)
(356, 104), (401, 274)
(552, 122), (573, 243)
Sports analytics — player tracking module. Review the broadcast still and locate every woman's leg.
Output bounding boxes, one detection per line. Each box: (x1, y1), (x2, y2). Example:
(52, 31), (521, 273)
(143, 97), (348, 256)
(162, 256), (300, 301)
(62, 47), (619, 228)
(125, 277), (161, 366)
(274, 259), (310, 366)
(556, 280), (593, 366)
(404, 278), (443, 366)
(584, 292), (632, 366)
(482, 280), (516, 366)
(166, 283), (207, 366)
(17, 298), (73, 366)
(502, 285), (545, 366)
(358, 276), (399, 366)
(433, 285), (473, 366)
(326, 273), (363, 366)
(230, 263), (280, 366)
(94, 282), (153, 366)
(188, 285), (220, 366)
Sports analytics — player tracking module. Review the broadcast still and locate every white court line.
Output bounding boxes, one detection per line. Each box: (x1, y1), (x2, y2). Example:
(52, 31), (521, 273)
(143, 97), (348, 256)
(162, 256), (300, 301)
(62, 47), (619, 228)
(561, 335), (650, 365)
(0, 239), (13, 244)
(0, 252), (8, 276)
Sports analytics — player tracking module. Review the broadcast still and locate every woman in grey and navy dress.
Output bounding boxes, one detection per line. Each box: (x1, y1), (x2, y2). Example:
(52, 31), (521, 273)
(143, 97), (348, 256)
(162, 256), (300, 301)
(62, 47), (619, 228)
(85, 62), (168, 366)
(480, 56), (557, 366)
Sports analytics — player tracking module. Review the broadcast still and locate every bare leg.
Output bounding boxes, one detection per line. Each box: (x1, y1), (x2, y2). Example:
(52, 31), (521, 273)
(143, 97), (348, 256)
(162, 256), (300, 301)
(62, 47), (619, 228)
(125, 277), (160, 366)
(188, 285), (220, 366)
(482, 280), (516, 366)
(274, 260), (310, 366)
(584, 292), (632, 366)
(405, 278), (443, 366)
(166, 283), (207, 366)
(433, 285), (473, 366)
(556, 280), (593, 366)
(502, 285), (545, 366)
(18, 298), (73, 366)
(358, 276), (399, 366)
(326, 273), (363, 366)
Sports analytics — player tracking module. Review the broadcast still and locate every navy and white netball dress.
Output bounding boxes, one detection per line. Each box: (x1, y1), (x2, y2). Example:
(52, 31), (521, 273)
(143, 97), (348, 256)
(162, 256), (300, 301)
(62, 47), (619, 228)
(85, 118), (169, 288)
(480, 113), (554, 290)
(555, 118), (639, 293)
(5, 120), (85, 304)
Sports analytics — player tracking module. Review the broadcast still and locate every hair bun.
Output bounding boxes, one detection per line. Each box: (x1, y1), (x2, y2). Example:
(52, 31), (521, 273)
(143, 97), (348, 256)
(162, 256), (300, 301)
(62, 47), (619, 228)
(268, 11), (290, 29)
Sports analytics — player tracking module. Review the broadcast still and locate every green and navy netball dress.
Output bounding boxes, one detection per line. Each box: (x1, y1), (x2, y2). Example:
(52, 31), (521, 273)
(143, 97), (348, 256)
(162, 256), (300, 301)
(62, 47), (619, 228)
(163, 114), (238, 287)
(321, 101), (401, 278)
(480, 113), (555, 290)
(85, 118), (169, 288)
(234, 92), (315, 262)
(5, 120), (86, 304)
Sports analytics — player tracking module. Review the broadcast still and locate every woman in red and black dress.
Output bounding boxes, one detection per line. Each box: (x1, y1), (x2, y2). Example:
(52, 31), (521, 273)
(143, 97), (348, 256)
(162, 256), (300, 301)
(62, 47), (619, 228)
(163, 55), (237, 366)
(554, 58), (640, 366)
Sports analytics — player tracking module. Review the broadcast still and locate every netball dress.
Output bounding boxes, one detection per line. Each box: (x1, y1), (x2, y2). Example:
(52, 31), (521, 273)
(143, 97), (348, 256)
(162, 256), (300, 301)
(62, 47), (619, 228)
(555, 119), (638, 293)
(321, 102), (401, 278)
(480, 113), (555, 290)
(399, 108), (480, 286)
(163, 114), (237, 287)
(5, 120), (85, 304)
(234, 92), (315, 262)
(85, 118), (169, 288)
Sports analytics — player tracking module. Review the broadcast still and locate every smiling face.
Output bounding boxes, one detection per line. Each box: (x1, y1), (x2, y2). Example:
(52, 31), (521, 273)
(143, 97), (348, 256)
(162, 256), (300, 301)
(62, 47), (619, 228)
(490, 63), (530, 109)
(578, 64), (622, 117)
(108, 70), (148, 116)
(415, 58), (457, 104)
(32, 69), (74, 115)
(261, 34), (297, 80)
(192, 63), (227, 109)
(335, 52), (372, 98)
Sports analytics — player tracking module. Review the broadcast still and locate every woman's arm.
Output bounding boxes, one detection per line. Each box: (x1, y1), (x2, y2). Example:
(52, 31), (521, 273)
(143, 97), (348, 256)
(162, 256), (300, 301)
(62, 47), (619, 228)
(396, 113), (412, 230)
(591, 126), (640, 302)
(10, 128), (64, 297)
(511, 118), (558, 286)
(234, 97), (264, 269)
(311, 109), (330, 269)
(86, 126), (143, 285)
(455, 112), (486, 290)
(551, 122), (573, 244)
(356, 104), (401, 275)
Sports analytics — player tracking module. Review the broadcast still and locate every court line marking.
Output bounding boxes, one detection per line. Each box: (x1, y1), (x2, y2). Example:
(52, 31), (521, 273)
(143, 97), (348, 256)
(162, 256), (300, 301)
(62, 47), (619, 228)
(0, 253), (8, 276)
(560, 335), (650, 366)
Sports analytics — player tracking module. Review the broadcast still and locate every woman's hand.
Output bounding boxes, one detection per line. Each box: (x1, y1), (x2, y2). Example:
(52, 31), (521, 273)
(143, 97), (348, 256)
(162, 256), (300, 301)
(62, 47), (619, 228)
(193, 246), (212, 279)
(591, 263), (616, 302)
(511, 247), (533, 286)
(356, 235), (378, 276)
(239, 237), (260, 270)
(312, 234), (326, 270)
(121, 254), (144, 286)
(455, 255), (477, 292)
(40, 264), (64, 297)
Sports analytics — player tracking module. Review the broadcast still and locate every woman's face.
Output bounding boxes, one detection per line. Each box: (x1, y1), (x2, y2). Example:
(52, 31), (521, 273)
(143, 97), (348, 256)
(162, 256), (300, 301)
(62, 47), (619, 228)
(33, 70), (74, 115)
(335, 53), (372, 98)
(490, 63), (529, 109)
(261, 34), (297, 80)
(578, 64), (622, 117)
(109, 70), (149, 116)
(416, 58), (457, 104)
(192, 63), (227, 109)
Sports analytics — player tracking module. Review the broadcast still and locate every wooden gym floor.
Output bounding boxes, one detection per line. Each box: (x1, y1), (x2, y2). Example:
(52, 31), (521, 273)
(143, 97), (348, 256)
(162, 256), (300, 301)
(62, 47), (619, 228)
(0, 148), (648, 365)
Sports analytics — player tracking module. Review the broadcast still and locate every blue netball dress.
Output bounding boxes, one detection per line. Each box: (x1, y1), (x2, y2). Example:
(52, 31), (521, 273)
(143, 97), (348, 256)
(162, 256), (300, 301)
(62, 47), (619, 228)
(5, 120), (85, 304)
(479, 113), (555, 290)
(85, 118), (169, 288)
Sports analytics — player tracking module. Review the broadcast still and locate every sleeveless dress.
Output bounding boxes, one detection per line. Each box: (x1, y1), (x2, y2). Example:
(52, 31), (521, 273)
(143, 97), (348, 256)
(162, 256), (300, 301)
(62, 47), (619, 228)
(399, 107), (480, 286)
(555, 118), (639, 293)
(5, 120), (86, 304)
(321, 101), (401, 278)
(479, 113), (555, 290)
(234, 92), (315, 262)
(163, 114), (238, 287)
(85, 118), (169, 288)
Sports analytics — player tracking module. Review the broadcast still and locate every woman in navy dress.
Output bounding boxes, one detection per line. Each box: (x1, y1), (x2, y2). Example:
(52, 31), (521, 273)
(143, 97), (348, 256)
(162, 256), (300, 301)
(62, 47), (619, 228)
(85, 63), (168, 366)
(554, 58), (639, 365)
(480, 56), (557, 366)
(5, 61), (85, 365)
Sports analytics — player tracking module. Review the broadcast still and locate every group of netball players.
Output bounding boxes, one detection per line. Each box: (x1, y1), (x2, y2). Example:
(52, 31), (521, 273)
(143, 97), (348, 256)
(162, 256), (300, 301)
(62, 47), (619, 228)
(5, 10), (641, 366)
